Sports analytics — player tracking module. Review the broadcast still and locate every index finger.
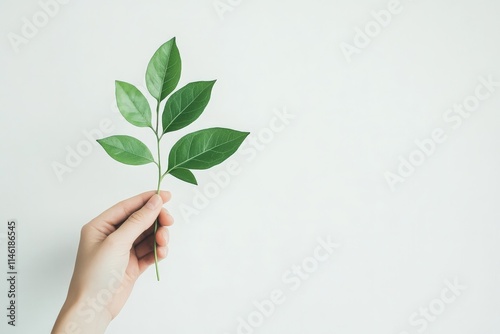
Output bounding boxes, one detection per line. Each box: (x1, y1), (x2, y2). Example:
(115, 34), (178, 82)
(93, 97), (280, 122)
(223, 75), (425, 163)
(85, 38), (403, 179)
(92, 190), (171, 228)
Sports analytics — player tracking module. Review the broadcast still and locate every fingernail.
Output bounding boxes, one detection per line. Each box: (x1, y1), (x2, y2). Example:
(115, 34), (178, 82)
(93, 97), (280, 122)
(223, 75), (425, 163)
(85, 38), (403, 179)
(146, 195), (162, 210)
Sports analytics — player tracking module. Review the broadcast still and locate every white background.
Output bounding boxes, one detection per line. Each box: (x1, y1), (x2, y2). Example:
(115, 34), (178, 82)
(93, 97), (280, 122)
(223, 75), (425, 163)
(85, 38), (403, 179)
(1, 0), (500, 333)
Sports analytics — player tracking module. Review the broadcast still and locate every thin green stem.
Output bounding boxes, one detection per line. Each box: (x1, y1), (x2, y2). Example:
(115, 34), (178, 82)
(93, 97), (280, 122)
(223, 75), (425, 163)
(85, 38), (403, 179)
(153, 100), (162, 281)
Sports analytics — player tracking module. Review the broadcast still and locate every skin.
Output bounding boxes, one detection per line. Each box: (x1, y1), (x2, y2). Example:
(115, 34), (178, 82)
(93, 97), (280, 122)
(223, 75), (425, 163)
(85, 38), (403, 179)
(52, 191), (174, 334)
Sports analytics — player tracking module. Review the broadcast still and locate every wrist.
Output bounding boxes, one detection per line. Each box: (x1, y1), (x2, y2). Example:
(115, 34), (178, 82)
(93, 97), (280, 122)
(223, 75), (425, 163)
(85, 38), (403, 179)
(52, 296), (112, 334)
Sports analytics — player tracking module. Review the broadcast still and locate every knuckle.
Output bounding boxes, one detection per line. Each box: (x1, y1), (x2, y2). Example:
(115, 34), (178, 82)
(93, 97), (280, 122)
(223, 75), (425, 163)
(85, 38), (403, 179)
(80, 223), (93, 237)
(127, 211), (146, 225)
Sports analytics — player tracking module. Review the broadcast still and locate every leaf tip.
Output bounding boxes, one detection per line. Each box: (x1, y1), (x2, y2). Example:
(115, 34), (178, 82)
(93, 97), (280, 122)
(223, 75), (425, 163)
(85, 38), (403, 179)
(115, 80), (126, 92)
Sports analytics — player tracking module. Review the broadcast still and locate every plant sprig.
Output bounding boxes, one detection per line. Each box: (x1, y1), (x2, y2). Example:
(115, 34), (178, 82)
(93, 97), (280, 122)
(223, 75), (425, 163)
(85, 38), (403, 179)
(97, 37), (249, 281)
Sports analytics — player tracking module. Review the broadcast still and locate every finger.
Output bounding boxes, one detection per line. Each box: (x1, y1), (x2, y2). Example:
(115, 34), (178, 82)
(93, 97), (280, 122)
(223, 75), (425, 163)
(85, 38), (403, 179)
(93, 191), (171, 231)
(132, 208), (172, 246)
(134, 227), (169, 258)
(156, 226), (169, 247)
(138, 246), (168, 275)
(109, 194), (163, 247)
(159, 208), (174, 227)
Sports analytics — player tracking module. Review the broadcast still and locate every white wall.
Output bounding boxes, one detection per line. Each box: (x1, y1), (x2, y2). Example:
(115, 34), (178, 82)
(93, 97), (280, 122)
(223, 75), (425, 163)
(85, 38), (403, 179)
(1, 0), (500, 333)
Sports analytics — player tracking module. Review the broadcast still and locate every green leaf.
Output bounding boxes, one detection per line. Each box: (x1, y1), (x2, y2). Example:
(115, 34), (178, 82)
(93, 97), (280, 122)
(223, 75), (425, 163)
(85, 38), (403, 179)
(162, 80), (216, 134)
(97, 135), (155, 165)
(169, 168), (198, 185)
(115, 81), (152, 128)
(167, 128), (249, 171)
(146, 37), (182, 102)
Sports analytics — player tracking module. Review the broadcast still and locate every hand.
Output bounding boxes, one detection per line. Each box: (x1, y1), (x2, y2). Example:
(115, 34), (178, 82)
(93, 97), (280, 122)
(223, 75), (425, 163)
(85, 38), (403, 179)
(52, 191), (174, 334)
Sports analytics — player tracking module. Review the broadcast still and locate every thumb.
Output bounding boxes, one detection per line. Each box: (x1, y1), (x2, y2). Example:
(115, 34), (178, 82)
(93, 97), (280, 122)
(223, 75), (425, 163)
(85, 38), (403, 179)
(111, 194), (163, 246)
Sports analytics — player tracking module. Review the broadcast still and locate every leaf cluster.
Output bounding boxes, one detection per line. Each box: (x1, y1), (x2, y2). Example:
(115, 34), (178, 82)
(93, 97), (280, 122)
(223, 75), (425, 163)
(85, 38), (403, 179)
(97, 38), (249, 186)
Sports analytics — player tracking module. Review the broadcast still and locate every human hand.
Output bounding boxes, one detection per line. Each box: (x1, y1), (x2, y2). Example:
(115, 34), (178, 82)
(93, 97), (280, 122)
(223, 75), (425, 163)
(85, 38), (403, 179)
(52, 191), (174, 334)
